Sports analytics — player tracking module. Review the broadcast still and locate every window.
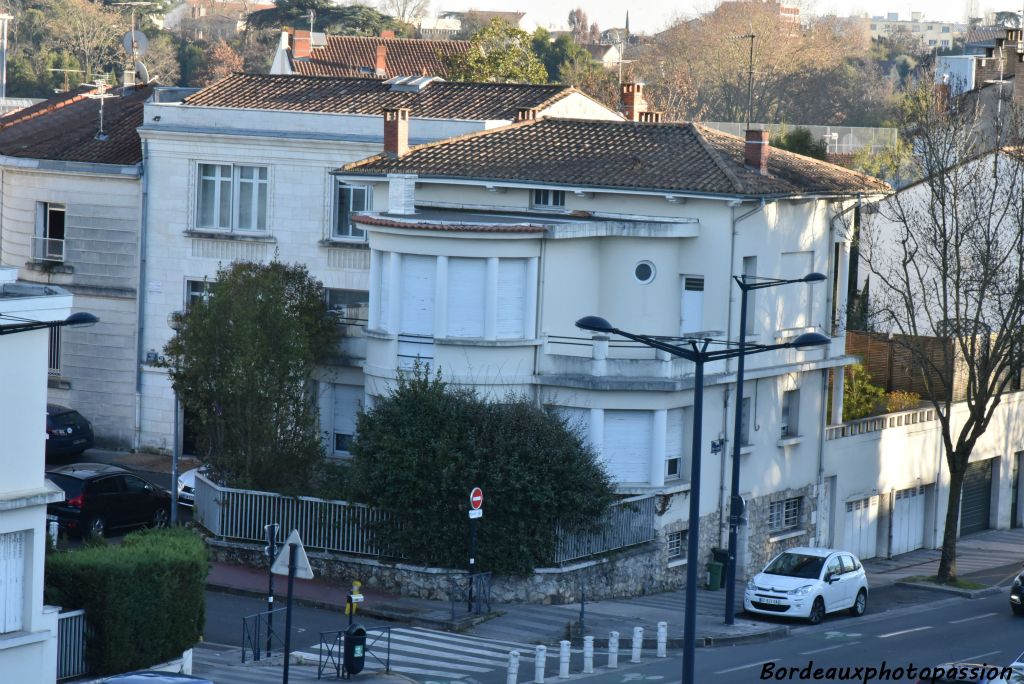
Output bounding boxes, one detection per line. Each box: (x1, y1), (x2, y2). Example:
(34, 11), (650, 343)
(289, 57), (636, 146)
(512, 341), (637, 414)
(942, 25), (950, 33)
(840, 554), (860, 573)
(825, 556), (842, 578)
(196, 163), (268, 232)
(332, 384), (363, 455)
(680, 276), (704, 334)
(496, 258), (528, 339)
(603, 410), (653, 483)
(123, 475), (152, 494)
(35, 202), (66, 261)
(666, 408), (687, 480)
(928, 39), (936, 46)
(941, 39), (950, 47)
(532, 189), (565, 208)
(781, 389), (800, 438)
(0, 531), (25, 633)
(326, 289), (369, 321)
(334, 183), (370, 239)
(48, 327), (61, 376)
(185, 279), (212, 309)
(447, 258), (487, 337)
(634, 261), (656, 284)
(769, 497), (801, 532)
(667, 530), (686, 560)
(869, 23), (876, 30)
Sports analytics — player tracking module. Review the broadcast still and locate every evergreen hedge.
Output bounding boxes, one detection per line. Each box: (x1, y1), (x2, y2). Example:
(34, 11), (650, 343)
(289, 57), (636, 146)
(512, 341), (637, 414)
(44, 528), (208, 675)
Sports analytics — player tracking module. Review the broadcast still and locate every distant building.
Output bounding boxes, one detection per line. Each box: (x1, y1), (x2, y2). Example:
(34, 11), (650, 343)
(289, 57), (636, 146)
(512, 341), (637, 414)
(439, 10), (540, 33)
(416, 16), (461, 41)
(867, 12), (965, 50)
(162, 0), (276, 40)
(583, 43), (621, 69)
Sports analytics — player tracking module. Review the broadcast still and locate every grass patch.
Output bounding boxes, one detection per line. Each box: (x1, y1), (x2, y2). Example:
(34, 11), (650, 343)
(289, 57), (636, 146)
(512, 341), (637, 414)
(903, 575), (986, 590)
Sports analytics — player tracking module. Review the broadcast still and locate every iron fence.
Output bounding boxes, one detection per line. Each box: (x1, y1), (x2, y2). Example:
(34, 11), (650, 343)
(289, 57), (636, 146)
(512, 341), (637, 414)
(552, 494), (658, 564)
(318, 626), (391, 679)
(57, 609), (89, 680)
(241, 607), (285, 663)
(195, 474), (393, 556)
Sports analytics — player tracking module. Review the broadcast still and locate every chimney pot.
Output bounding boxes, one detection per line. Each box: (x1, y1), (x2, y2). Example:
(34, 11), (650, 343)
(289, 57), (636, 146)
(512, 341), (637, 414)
(292, 30), (311, 60)
(375, 45), (388, 76)
(380, 30), (396, 39)
(638, 111), (662, 123)
(744, 129), (769, 175)
(620, 82), (648, 122)
(516, 108), (539, 121)
(384, 107), (410, 158)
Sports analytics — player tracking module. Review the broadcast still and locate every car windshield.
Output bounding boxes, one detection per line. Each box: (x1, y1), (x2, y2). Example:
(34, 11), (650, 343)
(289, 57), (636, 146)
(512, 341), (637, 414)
(763, 552), (825, 579)
(49, 410), (84, 428)
(47, 473), (84, 498)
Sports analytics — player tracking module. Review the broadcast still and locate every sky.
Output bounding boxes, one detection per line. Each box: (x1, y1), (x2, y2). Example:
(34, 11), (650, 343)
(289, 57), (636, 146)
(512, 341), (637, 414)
(424, 1), (991, 33)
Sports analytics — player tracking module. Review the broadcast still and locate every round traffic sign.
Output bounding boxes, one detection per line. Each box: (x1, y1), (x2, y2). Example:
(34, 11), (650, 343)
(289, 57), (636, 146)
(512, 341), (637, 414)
(469, 487), (484, 510)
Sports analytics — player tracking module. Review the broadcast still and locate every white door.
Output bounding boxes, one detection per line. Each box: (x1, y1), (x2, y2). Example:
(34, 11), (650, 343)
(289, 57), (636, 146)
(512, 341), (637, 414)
(680, 276), (704, 334)
(844, 496), (878, 560)
(0, 531), (25, 633)
(891, 486), (926, 556)
(822, 554), (847, 609)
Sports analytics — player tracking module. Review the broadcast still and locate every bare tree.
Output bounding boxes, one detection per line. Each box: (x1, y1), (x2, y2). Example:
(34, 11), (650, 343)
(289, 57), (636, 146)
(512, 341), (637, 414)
(860, 78), (1024, 582)
(378, 0), (429, 25)
(45, 0), (123, 81)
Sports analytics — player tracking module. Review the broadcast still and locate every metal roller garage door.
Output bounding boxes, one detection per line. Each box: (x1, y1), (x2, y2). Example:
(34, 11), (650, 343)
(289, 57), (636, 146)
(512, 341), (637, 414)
(844, 496), (879, 560)
(891, 485), (927, 556)
(961, 459), (993, 535)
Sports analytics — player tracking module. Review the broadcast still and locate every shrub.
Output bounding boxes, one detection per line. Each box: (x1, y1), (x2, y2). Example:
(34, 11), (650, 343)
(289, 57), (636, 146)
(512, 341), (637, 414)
(886, 390), (921, 413)
(44, 528), (208, 675)
(347, 367), (615, 575)
(843, 362), (886, 421)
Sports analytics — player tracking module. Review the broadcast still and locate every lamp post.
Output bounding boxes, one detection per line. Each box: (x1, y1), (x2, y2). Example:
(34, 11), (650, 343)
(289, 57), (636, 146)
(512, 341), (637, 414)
(0, 311), (98, 335)
(575, 316), (829, 684)
(724, 272), (826, 625)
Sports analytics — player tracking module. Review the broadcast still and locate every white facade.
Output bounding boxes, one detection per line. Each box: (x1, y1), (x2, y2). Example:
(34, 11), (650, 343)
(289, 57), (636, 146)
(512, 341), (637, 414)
(0, 266), (69, 684)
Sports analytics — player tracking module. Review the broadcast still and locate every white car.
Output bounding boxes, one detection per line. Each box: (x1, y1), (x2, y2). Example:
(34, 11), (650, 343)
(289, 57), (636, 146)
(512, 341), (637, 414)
(176, 465), (208, 507)
(743, 547), (868, 624)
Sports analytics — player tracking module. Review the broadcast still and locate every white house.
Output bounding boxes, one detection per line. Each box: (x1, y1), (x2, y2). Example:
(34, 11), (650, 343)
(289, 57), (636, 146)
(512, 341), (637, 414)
(0, 266), (73, 683)
(333, 94), (890, 573)
(136, 73), (621, 455)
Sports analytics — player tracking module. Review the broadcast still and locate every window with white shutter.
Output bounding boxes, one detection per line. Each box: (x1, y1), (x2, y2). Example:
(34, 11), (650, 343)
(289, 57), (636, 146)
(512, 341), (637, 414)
(446, 258), (486, 337)
(666, 408), (686, 480)
(496, 258), (527, 339)
(603, 410), (653, 483)
(332, 384), (363, 454)
(680, 276), (704, 334)
(399, 255), (436, 336)
(0, 531), (25, 633)
(377, 251), (391, 332)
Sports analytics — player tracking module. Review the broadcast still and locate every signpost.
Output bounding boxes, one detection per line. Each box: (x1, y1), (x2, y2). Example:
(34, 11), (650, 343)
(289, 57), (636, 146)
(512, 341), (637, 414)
(271, 530), (314, 684)
(468, 487), (483, 610)
(264, 523), (280, 657)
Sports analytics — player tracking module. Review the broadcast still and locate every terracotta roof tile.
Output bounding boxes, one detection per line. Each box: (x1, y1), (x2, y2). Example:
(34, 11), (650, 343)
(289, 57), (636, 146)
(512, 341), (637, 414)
(183, 73), (583, 121)
(0, 85), (150, 166)
(340, 118), (890, 198)
(291, 35), (469, 79)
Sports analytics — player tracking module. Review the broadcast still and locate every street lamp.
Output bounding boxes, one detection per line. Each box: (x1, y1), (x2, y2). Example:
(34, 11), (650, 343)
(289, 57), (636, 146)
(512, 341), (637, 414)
(724, 272), (826, 626)
(575, 315), (828, 684)
(0, 311), (98, 335)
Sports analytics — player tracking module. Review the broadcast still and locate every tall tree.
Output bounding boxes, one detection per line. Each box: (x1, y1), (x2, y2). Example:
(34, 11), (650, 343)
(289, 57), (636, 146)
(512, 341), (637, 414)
(444, 19), (546, 84)
(162, 261), (337, 494)
(378, 0), (429, 25)
(193, 39), (242, 86)
(567, 7), (587, 42)
(247, 0), (398, 35)
(860, 78), (1024, 582)
(45, 0), (123, 81)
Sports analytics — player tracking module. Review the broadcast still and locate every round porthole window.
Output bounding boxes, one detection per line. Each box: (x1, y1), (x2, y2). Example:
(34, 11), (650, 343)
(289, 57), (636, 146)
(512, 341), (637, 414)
(634, 261), (656, 283)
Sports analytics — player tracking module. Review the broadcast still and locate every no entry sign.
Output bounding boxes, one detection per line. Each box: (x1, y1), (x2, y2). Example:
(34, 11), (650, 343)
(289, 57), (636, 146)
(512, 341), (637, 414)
(470, 487), (484, 510)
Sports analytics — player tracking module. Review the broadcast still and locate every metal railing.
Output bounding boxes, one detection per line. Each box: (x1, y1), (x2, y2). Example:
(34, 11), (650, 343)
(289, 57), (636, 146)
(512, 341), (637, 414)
(241, 607), (285, 662)
(553, 494), (658, 564)
(825, 407), (937, 440)
(448, 572), (491, 619)
(195, 474), (394, 557)
(318, 627), (391, 679)
(32, 236), (65, 262)
(57, 609), (89, 680)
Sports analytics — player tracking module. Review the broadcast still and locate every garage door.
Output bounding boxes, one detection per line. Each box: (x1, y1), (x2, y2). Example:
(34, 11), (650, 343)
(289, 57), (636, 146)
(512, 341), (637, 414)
(844, 496), (879, 560)
(961, 459), (994, 535)
(891, 485), (927, 556)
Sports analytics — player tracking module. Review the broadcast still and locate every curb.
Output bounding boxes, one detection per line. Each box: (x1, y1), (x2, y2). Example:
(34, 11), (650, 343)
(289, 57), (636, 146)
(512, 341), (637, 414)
(894, 580), (1002, 599)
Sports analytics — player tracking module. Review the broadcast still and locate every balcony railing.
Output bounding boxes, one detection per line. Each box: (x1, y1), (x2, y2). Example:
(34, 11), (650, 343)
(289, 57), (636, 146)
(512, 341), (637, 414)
(32, 236), (65, 262)
(825, 407), (937, 440)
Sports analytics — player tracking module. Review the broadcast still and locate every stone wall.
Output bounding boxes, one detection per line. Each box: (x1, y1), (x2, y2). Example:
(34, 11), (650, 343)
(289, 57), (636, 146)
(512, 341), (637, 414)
(742, 484), (817, 576)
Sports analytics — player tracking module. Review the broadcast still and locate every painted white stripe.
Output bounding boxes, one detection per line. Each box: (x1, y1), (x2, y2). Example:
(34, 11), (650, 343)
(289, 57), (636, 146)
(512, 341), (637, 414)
(954, 650), (1001, 662)
(801, 642), (861, 655)
(376, 663), (471, 678)
(357, 640), (509, 666)
(714, 659), (780, 674)
(387, 632), (533, 661)
(305, 644), (492, 672)
(948, 613), (997, 624)
(393, 627), (543, 653)
(878, 626), (932, 638)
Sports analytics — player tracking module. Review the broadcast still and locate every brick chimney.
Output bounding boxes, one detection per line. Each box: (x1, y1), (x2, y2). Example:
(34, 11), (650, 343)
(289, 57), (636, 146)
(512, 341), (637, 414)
(292, 30), (311, 60)
(620, 83), (648, 122)
(375, 45), (388, 77)
(380, 29), (396, 39)
(744, 129), (769, 175)
(384, 108), (409, 158)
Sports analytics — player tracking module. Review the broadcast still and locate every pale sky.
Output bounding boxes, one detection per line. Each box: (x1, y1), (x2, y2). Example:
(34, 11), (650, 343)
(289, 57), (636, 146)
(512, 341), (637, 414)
(424, 1), (999, 33)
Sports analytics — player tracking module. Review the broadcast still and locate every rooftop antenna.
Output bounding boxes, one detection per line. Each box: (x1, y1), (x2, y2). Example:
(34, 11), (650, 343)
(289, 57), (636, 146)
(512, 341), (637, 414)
(113, 2), (153, 87)
(85, 76), (115, 141)
(47, 68), (85, 93)
(736, 33), (756, 131)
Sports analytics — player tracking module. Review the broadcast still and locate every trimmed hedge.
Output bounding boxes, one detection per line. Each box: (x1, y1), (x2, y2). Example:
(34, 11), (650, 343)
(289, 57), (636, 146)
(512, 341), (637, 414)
(44, 528), (208, 675)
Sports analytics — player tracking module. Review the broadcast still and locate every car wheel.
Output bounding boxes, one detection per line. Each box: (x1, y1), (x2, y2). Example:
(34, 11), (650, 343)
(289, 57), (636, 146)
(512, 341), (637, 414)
(1013, 603), (1024, 616)
(87, 516), (106, 538)
(807, 597), (826, 625)
(151, 507), (169, 529)
(849, 589), (867, 617)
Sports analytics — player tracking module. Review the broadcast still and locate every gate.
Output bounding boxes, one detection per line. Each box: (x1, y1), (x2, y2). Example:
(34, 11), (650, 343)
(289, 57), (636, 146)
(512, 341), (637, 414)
(962, 459), (994, 535)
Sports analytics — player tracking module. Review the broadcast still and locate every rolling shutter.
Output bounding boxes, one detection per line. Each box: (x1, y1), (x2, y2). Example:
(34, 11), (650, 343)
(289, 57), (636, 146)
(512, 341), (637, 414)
(961, 459), (993, 535)
(603, 410), (652, 484)
(0, 531), (24, 633)
(496, 258), (527, 339)
(399, 255), (435, 336)
(447, 258), (486, 337)
(377, 251), (391, 331)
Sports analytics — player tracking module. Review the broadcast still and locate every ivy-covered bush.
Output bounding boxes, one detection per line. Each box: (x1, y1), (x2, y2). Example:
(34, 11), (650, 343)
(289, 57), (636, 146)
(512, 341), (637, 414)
(345, 367), (615, 575)
(45, 528), (208, 675)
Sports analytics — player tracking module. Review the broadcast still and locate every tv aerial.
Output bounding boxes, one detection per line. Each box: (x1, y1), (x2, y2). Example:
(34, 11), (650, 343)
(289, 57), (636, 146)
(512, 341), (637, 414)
(113, 2), (156, 85)
(84, 75), (116, 141)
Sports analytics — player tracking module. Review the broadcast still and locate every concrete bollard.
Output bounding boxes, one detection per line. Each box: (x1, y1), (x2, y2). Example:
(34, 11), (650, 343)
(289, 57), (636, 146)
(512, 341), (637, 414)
(631, 626), (643, 663)
(507, 651), (520, 684)
(534, 645), (546, 683)
(583, 635), (594, 674)
(608, 631), (619, 669)
(656, 621), (668, 658)
(558, 640), (571, 679)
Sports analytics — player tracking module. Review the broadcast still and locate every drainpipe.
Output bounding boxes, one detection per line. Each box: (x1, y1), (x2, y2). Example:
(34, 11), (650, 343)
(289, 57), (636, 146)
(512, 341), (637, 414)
(531, 238), (546, 408)
(719, 198), (766, 549)
(134, 141), (149, 451)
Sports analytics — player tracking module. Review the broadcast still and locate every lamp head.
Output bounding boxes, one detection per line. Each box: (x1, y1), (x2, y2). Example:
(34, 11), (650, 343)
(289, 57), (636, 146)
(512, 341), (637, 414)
(791, 331), (830, 350)
(65, 312), (98, 328)
(575, 315), (615, 333)
(803, 272), (827, 283)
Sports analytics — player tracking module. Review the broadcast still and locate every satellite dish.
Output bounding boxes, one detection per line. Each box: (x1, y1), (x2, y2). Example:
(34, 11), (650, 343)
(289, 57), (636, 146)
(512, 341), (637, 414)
(122, 30), (148, 57)
(135, 60), (150, 84)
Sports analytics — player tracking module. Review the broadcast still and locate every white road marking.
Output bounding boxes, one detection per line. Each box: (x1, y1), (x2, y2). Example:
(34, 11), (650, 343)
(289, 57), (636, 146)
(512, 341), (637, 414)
(801, 641), (861, 655)
(878, 626), (933, 638)
(954, 650), (1001, 662)
(714, 659), (780, 674)
(948, 612), (997, 624)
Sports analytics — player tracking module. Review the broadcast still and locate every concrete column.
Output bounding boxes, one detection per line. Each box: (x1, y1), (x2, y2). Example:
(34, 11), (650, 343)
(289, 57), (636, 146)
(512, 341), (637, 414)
(387, 251), (401, 334)
(434, 256), (448, 338)
(525, 257), (538, 339)
(369, 249), (381, 329)
(651, 409), (667, 487)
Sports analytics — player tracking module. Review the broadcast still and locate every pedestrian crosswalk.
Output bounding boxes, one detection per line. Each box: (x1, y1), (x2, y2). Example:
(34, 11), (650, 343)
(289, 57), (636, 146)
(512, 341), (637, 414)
(297, 626), (555, 680)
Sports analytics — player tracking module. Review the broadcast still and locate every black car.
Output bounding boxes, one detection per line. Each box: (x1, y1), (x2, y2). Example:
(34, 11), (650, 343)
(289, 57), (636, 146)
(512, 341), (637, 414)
(1011, 568), (1024, 615)
(46, 463), (171, 538)
(45, 404), (94, 458)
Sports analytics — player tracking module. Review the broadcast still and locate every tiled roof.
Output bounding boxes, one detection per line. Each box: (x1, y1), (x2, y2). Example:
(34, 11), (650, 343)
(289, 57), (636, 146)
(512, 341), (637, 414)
(291, 35), (470, 79)
(0, 85), (150, 166)
(340, 118), (890, 198)
(183, 73), (586, 121)
(353, 214), (546, 233)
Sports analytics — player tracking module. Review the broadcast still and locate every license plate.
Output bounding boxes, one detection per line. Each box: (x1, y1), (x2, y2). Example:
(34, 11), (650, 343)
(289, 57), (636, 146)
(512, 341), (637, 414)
(760, 597), (784, 605)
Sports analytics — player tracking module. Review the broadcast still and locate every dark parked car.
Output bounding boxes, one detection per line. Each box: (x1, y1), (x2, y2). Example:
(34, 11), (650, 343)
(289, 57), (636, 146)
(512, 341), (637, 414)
(1011, 567), (1024, 615)
(45, 404), (94, 459)
(46, 463), (171, 538)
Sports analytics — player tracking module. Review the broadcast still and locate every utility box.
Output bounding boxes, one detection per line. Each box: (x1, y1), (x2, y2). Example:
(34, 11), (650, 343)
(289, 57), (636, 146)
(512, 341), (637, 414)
(705, 561), (723, 590)
(343, 623), (367, 675)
